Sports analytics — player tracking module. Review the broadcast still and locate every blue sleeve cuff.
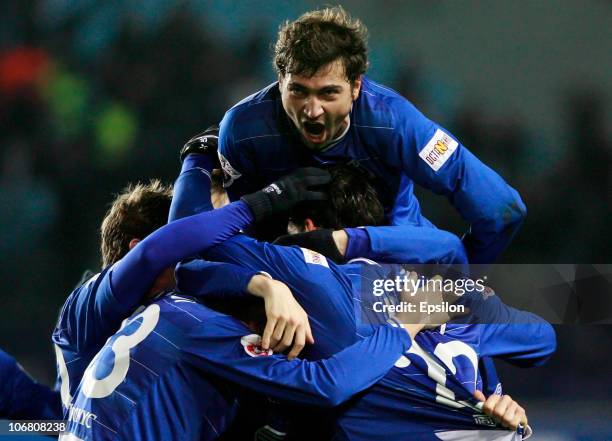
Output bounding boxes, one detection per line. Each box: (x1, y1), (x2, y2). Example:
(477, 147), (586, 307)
(234, 200), (255, 225)
(344, 227), (371, 260)
(182, 153), (215, 174)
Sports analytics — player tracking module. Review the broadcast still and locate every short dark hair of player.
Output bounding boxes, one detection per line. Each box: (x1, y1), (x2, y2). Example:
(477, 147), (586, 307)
(100, 179), (172, 267)
(273, 6), (369, 83)
(289, 165), (384, 230)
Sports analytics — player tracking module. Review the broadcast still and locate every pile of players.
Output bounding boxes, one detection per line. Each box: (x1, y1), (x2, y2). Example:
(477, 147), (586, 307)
(1, 6), (555, 441)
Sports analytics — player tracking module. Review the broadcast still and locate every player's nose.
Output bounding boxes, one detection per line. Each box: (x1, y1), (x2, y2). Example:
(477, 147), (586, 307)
(303, 98), (324, 119)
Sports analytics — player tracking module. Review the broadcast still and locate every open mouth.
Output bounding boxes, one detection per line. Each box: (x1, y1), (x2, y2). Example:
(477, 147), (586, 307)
(303, 121), (325, 136)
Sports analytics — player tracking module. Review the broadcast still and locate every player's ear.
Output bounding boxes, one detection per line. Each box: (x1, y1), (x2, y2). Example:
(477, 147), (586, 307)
(128, 238), (140, 250)
(351, 75), (362, 101)
(304, 218), (318, 232)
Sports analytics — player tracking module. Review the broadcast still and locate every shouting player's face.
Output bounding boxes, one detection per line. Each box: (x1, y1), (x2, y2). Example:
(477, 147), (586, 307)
(280, 59), (361, 150)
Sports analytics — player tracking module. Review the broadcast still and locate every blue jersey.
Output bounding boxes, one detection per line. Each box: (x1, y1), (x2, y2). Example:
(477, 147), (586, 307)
(52, 201), (258, 410)
(178, 236), (555, 439)
(334, 291), (555, 440)
(218, 77), (526, 263)
(181, 237), (360, 360)
(173, 151), (554, 439)
(60, 293), (410, 441)
(0, 349), (62, 420)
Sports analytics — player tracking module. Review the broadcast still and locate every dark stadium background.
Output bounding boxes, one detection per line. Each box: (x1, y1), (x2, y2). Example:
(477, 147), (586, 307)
(1, 1), (610, 439)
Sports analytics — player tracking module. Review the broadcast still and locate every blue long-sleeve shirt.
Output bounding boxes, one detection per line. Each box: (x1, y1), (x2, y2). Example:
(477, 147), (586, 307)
(171, 151), (552, 439)
(52, 199), (256, 408)
(60, 294), (411, 441)
(218, 76), (526, 263)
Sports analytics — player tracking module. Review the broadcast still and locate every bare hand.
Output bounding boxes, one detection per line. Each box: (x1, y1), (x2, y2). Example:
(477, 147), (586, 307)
(474, 390), (528, 431)
(247, 276), (314, 359)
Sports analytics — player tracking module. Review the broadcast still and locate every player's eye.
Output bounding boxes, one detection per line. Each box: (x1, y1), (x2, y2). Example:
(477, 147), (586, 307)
(289, 86), (307, 97)
(321, 89), (340, 99)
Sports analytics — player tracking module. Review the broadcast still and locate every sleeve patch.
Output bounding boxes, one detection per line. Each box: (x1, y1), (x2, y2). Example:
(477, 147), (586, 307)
(219, 152), (242, 187)
(418, 129), (459, 171)
(300, 248), (329, 268)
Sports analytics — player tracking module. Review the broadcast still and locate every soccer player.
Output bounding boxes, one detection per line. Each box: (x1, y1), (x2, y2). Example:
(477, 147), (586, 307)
(52, 169), (329, 411)
(215, 6), (526, 263)
(59, 291), (418, 440)
(173, 142), (555, 439)
(172, 150), (553, 440)
(270, 171), (551, 440)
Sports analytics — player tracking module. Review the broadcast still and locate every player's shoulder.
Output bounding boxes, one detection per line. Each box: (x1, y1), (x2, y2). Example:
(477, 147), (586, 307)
(223, 82), (282, 139)
(152, 292), (251, 338)
(52, 268), (110, 348)
(229, 81), (280, 111)
(56, 268), (109, 321)
(355, 76), (423, 128)
(153, 293), (218, 322)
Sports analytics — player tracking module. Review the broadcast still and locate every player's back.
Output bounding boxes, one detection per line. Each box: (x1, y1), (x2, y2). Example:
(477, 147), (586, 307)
(61, 294), (240, 441)
(334, 324), (502, 441)
(334, 304), (554, 440)
(53, 266), (126, 405)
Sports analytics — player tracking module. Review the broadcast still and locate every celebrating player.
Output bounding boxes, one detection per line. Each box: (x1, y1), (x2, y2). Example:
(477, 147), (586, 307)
(170, 141), (554, 440)
(215, 6), (526, 263)
(54, 172), (425, 441)
(52, 168), (333, 411)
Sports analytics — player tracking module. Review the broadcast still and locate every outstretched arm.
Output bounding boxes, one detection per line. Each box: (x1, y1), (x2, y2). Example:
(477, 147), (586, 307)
(344, 226), (468, 265)
(467, 292), (556, 367)
(186, 317), (413, 407)
(274, 226), (469, 267)
(67, 200), (255, 351)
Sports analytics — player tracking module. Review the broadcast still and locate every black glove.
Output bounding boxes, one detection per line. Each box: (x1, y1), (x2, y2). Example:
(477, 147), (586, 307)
(179, 125), (219, 163)
(273, 229), (344, 264)
(241, 167), (330, 222)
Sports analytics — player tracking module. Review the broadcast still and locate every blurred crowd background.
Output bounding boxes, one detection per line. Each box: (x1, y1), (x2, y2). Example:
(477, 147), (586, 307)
(1, 1), (610, 439)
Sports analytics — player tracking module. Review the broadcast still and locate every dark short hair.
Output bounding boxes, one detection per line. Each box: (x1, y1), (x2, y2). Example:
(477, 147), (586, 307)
(289, 164), (384, 230)
(100, 179), (172, 267)
(274, 6), (368, 83)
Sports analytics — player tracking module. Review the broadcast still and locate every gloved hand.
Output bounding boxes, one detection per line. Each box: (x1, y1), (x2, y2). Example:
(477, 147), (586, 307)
(242, 168), (330, 222)
(273, 229), (344, 264)
(179, 125), (219, 164)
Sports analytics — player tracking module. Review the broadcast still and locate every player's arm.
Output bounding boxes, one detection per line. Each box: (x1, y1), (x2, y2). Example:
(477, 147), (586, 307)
(175, 259), (258, 299)
(386, 100), (526, 263)
(106, 200), (255, 313)
(275, 226), (468, 265)
(56, 200), (255, 354)
(185, 318), (415, 407)
(0, 349), (62, 420)
(344, 226), (468, 264)
(468, 291), (556, 366)
(176, 261), (314, 358)
(169, 126), (220, 221)
(169, 140), (272, 304)
(111, 164), (328, 314)
(169, 154), (215, 221)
